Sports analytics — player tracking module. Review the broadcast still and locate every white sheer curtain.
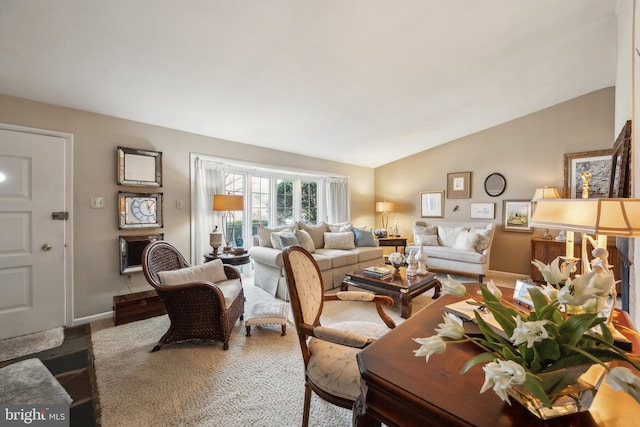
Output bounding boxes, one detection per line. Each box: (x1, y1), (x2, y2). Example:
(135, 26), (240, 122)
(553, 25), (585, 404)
(326, 177), (349, 223)
(194, 158), (226, 264)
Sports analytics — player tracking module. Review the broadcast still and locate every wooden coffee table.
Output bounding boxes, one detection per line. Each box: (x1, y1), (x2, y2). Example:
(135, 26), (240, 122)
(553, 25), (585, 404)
(341, 268), (440, 318)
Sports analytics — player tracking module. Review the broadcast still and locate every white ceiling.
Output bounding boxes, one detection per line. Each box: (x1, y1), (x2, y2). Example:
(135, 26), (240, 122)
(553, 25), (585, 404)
(0, 1), (618, 168)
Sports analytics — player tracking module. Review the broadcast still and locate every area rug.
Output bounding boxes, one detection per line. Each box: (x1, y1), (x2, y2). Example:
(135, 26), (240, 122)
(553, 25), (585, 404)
(0, 358), (72, 404)
(91, 272), (519, 427)
(0, 327), (64, 363)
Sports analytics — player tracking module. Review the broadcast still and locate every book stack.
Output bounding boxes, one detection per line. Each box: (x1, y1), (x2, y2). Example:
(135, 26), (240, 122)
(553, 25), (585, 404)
(361, 266), (393, 280)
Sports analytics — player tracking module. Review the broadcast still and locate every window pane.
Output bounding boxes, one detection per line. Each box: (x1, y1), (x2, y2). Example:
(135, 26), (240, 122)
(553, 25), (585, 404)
(251, 176), (269, 235)
(225, 173), (245, 245)
(276, 179), (294, 226)
(301, 181), (318, 224)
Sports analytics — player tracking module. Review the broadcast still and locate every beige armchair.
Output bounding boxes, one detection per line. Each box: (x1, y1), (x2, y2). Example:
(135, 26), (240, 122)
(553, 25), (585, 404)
(282, 245), (396, 427)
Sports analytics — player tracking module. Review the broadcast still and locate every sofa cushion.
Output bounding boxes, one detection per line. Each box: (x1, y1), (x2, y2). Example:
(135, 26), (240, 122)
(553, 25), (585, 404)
(350, 246), (384, 263)
(270, 230), (297, 250)
(470, 227), (492, 253)
(311, 252), (332, 271)
(437, 226), (465, 247)
(324, 232), (355, 250)
(423, 246), (486, 264)
(294, 229), (316, 253)
(315, 248), (358, 268)
(299, 222), (327, 249)
(258, 224), (297, 247)
(158, 259), (230, 288)
(415, 234), (439, 246)
(352, 227), (378, 247)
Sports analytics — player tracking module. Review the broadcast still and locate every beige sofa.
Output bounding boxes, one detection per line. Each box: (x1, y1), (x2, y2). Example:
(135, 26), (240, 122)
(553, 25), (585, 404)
(405, 220), (495, 282)
(248, 222), (384, 300)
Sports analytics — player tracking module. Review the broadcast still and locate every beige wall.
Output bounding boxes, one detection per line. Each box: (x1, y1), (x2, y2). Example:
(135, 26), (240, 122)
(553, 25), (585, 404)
(374, 87), (615, 275)
(0, 95), (375, 319)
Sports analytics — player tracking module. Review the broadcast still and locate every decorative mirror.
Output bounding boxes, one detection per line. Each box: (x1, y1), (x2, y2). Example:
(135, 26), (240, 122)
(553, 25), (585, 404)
(118, 192), (163, 229)
(117, 146), (163, 187)
(484, 173), (507, 197)
(119, 234), (163, 274)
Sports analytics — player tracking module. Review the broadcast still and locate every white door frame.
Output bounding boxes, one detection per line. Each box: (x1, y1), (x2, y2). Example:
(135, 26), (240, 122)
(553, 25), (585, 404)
(0, 123), (74, 328)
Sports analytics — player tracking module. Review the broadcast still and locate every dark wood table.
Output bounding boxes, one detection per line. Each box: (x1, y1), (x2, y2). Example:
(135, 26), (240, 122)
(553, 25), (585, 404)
(341, 268), (440, 319)
(377, 237), (407, 253)
(204, 251), (251, 266)
(355, 284), (640, 427)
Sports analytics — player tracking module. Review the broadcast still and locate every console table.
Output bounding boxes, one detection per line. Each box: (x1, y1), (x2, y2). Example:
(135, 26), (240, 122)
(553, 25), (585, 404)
(377, 237), (407, 253)
(355, 284), (640, 427)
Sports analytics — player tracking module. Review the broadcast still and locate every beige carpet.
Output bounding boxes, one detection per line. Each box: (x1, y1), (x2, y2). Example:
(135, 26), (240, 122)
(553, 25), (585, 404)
(0, 327), (64, 363)
(91, 272), (521, 427)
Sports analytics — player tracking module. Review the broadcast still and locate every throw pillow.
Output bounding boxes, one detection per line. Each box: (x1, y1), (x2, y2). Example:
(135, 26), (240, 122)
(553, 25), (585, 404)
(470, 228), (492, 253)
(158, 259), (227, 285)
(415, 234), (439, 246)
(453, 230), (481, 252)
(353, 227), (378, 247)
(323, 231), (355, 250)
(270, 230), (295, 250)
(258, 225), (294, 247)
(279, 232), (300, 249)
(413, 224), (438, 246)
(299, 222), (326, 249)
(326, 222), (352, 233)
(437, 226), (464, 247)
(294, 229), (316, 253)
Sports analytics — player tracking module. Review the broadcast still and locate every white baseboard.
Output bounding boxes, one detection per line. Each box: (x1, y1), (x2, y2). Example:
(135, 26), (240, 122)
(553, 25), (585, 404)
(73, 311), (113, 326)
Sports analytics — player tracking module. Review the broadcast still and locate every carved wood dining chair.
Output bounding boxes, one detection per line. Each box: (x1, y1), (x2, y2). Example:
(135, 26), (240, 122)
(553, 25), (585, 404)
(282, 245), (396, 427)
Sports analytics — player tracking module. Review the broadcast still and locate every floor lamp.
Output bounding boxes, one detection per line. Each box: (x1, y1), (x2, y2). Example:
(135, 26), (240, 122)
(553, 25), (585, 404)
(213, 194), (244, 252)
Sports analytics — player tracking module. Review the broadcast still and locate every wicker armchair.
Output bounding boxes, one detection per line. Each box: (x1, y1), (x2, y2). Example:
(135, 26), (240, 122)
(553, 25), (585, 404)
(282, 245), (396, 427)
(141, 241), (244, 351)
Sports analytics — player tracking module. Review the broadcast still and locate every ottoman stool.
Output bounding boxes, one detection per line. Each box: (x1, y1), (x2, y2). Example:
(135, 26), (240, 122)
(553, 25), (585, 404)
(245, 301), (288, 337)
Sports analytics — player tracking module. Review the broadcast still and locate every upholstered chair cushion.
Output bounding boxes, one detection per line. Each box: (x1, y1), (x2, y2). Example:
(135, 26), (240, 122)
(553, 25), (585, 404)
(307, 340), (362, 401)
(158, 259), (228, 286)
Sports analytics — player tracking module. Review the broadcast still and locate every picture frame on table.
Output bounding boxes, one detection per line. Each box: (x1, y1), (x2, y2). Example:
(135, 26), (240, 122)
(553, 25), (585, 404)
(470, 202), (495, 219)
(420, 190), (444, 218)
(502, 200), (532, 232)
(447, 172), (471, 199)
(563, 149), (612, 198)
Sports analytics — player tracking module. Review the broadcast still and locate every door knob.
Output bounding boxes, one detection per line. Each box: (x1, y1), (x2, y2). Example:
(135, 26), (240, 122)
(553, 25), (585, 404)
(42, 243), (53, 251)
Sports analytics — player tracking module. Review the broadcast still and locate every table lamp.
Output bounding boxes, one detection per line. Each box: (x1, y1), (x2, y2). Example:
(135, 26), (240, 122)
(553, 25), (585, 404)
(375, 201), (395, 232)
(531, 187), (561, 240)
(213, 194), (244, 252)
(530, 198), (640, 274)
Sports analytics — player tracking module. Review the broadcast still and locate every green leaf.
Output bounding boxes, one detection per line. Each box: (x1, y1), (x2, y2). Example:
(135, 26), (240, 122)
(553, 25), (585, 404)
(460, 352), (496, 374)
(558, 313), (599, 346)
(528, 288), (552, 314)
(522, 373), (553, 408)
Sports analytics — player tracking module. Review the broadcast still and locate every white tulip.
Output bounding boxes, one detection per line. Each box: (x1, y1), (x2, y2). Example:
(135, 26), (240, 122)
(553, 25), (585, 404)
(412, 336), (446, 362)
(510, 316), (549, 348)
(606, 366), (640, 404)
(442, 275), (466, 298)
(480, 359), (526, 403)
(435, 313), (465, 340)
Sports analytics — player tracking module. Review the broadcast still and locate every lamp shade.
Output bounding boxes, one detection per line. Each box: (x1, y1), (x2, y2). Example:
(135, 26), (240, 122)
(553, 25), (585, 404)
(530, 198), (640, 237)
(531, 187), (561, 201)
(375, 201), (395, 213)
(213, 194), (244, 211)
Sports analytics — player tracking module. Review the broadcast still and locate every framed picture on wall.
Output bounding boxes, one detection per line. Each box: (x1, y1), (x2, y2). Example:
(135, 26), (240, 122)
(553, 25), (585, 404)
(447, 172), (471, 199)
(470, 203), (495, 219)
(502, 200), (532, 232)
(118, 192), (164, 229)
(117, 146), (163, 187)
(563, 149), (612, 198)
(609, 120), (632, 198)
(420, 190), (444, 218)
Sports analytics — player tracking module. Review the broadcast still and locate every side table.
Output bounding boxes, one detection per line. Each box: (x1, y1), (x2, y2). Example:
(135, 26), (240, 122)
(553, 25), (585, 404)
(204, 251), (251, 267)
(377, 237), (407, 253)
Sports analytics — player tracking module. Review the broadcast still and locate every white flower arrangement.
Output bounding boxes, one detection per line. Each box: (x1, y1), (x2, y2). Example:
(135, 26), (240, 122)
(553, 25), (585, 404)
(387, 252), (405, 265)
(412, 263), (640, 410)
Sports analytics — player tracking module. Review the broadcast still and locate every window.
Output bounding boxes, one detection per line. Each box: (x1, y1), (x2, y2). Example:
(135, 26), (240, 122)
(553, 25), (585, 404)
(276, 179), (294, 225)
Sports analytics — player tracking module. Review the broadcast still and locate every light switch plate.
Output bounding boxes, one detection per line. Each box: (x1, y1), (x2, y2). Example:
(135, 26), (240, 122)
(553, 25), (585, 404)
(90, 196), (105, 209)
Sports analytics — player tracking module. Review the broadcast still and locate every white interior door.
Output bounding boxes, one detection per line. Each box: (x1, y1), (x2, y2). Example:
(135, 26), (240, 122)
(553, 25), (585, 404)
(0, 129), (66, 339)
